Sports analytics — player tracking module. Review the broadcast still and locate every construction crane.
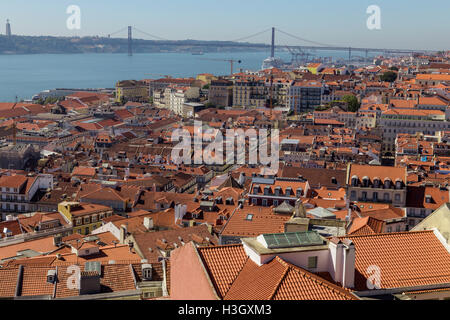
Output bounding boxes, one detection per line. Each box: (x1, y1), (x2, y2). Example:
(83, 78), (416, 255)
(145, 73), (172, 79)
(199, 58), (242, 76)
(267, 70), (274, 119)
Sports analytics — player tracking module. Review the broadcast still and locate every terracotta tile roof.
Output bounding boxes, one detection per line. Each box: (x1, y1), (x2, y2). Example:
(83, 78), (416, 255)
(340, 231), (450, 291)
(221, 206), (291, 238)
(134, 225), (217, 263)
(348, 217), (385, 235)
(416, 74), (450, 81)
(406, 186), (450, 210)
(197, 244), (248, 298)
(62, 202), (112, 217)
(0, 267), (19, 297)
(0, 220), (23, 238)
(225, 257), (356, 300)
(53, 244), (141, 265)
(198, 245), (356, 300)
(0, 174), (28, 189)
(72, 166), (96, 177)
(348, 164), (406, 184)
(279, 167), (346, 188)
(21, 266), (55, 297)
(54, 264), (137, 298)
(0, 236), (59, 261)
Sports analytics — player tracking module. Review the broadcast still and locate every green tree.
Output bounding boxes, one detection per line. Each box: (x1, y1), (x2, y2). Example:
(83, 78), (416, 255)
(341, 95), (360, 112)
(380, 71), (397, 82)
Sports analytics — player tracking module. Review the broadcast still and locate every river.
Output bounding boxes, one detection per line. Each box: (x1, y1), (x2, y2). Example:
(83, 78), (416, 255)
(0, 50), (363, 102)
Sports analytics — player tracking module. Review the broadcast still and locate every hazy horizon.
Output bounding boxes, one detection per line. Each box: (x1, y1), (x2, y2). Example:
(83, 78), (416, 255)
(0, 0), (449, 51)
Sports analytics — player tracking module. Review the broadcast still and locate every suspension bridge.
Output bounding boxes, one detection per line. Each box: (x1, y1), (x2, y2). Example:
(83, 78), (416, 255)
(107, 26), (434, 60)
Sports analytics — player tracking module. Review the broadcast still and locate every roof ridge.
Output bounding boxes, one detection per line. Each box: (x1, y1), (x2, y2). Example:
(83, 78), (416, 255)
(268, 257), (290, 300)
(341, 229), (434, 239)
(197, 243), (244, 251)
(275, 257), (356, 298)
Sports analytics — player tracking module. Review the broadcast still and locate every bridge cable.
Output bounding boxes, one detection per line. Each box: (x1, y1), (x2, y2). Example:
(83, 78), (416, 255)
(132, 27), (170, 41)
(230, 28), (272, 43)
(276, 28), (337, 48)
(107, 27), (128, 38)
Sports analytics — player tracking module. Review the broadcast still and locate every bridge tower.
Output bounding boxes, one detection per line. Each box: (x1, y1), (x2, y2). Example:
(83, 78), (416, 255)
(128, 26), (132, 56)
(271, 27), (275, 58)
(6, 19), (11, 37)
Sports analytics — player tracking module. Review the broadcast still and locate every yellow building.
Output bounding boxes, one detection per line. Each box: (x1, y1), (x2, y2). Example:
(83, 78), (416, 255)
(116, 80), (149, 103)
(196, 73), (217, 85)
(307, 63), (324, 75)
(58, 201), (113, 235)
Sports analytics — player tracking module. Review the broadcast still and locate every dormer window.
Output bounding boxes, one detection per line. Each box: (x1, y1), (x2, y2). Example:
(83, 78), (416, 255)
(362, 176), (369, 187)
(425, 195), (432, 203)
(373, 178), (380, 188)
(395, 179), (403, 190)
(142, 264), (153, 280)
(351, 176), (358, 187)
(286, 187), (293, 196)
(264, 186), (271, 195)
(274, 186), (281, 196)
(296, 188), (303, 197)
(384, 179), (391, 189)
(225, 198), (234, 205)
(253, 185), (260, 195)
(47, 270), (57, 284)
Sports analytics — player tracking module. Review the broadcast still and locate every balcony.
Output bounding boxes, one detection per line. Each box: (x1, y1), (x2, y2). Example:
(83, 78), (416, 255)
(0, 198), (28, 204)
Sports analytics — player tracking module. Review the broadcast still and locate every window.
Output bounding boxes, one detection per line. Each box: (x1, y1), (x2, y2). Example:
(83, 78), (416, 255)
(262, 199), (268, 207)
(246, 214), (254, 221)
(252, 198), (258, 205)
(384, 193), (390, 201)
(373, 192), (378, 201)
(143, 292), (156, 299)
(350, 191), (357, 200)
(394, 194), (401, 202)
(308, 256), (318, 269)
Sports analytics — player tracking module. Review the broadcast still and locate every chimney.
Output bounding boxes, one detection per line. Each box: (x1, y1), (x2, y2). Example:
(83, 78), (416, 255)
(79, 271), (101, 295)
(341, 239), (355, 288)
(53, 235), (62, 247)
(238, 172), (245, 186)
(120, 224), (127, 244)
(143, 217), (154, 230)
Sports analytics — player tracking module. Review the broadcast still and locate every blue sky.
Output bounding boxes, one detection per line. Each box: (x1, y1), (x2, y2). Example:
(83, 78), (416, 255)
(1, 0), (449, 50)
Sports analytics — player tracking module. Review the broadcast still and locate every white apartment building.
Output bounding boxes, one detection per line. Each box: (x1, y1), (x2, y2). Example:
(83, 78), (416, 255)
(380, 108), (450, 154)
(164, 86), (200, 116)
(0, 173), (54, 218)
